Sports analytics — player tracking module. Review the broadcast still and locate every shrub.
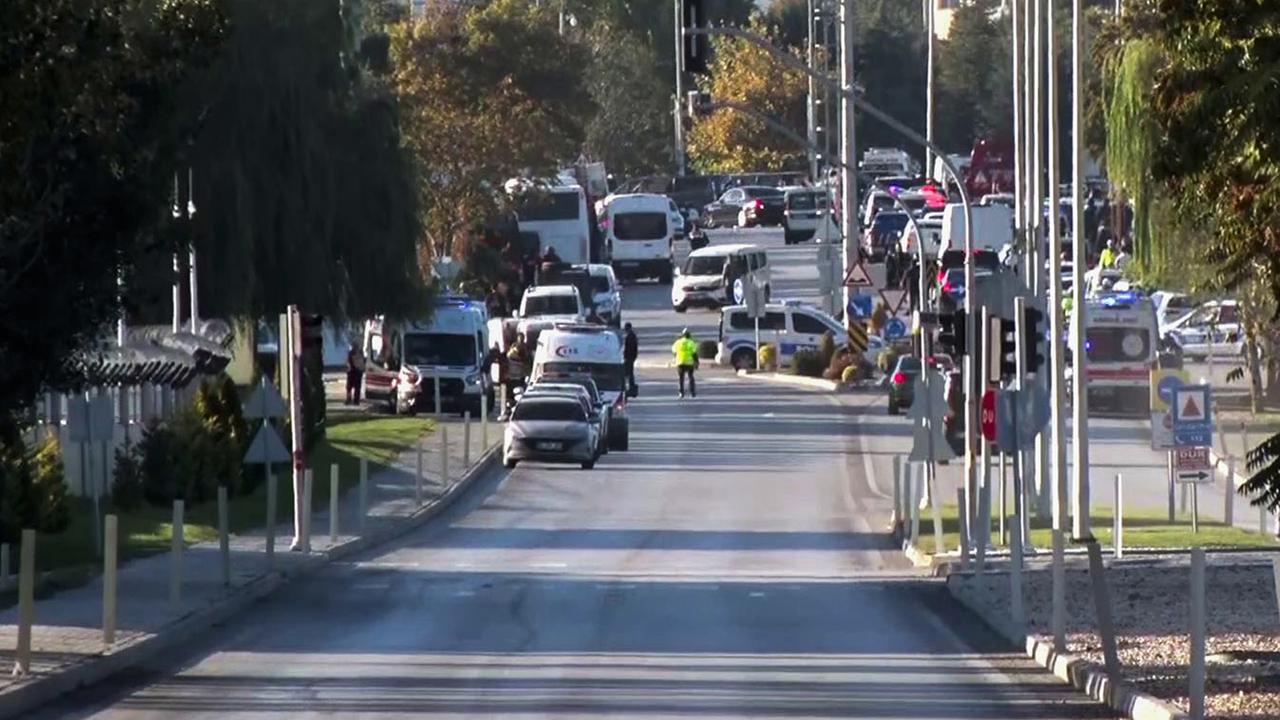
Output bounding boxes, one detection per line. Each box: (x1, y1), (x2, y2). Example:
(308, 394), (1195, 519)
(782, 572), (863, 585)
(841, 364), (860, 384)
(697, 340), (718, 359)
(140, 418), (181, 506)
(869, 302), (889, 334)
(792, 348), (825, 378)
(877, 347), (901, 374)
(139, 406), (240, 508)
(194, 376), (248, 495)
(757, 343), (777, 370)
(111, 440), (144, 512)
(817, 331), (836, 369)
(31, 435), (69, 533)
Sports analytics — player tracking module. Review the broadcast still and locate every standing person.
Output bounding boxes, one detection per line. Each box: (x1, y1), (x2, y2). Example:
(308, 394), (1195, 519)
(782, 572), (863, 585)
(671, 328), (699, 399)
(623, 322), (639, 396)
(1099, 238), (1117, 270)
(1114, 240), (1133, 272)
(345, 341), (366, 405)
(485, 281), (511, 318)
(506, 333), (531, 407)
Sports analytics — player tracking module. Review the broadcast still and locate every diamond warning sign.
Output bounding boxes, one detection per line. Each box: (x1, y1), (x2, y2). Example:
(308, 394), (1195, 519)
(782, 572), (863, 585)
(843, 260), (875, 288)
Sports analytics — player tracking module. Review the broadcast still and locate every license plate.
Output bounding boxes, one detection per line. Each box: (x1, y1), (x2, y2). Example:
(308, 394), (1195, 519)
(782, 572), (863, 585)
(536, 441), (563, 451)
(618, 261), (638, 267)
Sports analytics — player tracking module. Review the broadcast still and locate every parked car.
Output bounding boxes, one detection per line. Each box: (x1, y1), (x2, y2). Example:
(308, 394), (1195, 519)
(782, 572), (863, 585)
(737, 188), (787, 228)
(701, 186), (784, 228)
(887, 355), (923, 415)
(782, 187), (832, 245)
(519, 383), (607, 457)
(503, 395), (600, 470)
(1163, 299), (1245, 358)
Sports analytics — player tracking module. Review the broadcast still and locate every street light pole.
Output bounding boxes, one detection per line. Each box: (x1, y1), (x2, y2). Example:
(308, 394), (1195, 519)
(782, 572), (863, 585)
(186, 167), (199, 335)
(839, 0), (856, 320)
(923, 0), (935, 177)
(807, 0), (819, 181)
(674, 0), (687, 177)
(1070, 0), (1091, 539)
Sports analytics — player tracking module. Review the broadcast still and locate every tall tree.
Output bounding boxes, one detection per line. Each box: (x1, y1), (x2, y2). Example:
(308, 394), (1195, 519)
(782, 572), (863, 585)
(583, 23), (674, 178)
(934, 0), (1010, 152)
(0, 0), (227, 414)
(686, 21), (809, 173)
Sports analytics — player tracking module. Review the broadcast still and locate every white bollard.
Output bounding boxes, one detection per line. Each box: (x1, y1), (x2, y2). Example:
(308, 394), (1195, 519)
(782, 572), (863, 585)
(359, 458), (368, 531)
(302, 469), (313, 553)
(415, 441), (424, 505)
(103, 514), (118, 645)
(929, 465), (944, 554)
(957, 488), (970, 569)
(265, 471), (277, 570)
(217, 486), (230, 586)
(1271, 557), (1280, 628)
(14, 529), (35, 675)
(464, 411), (472, 468)
(1225, 458), (1235, 527)
(1114, 473), (1124, 559)
(1189, 547), (1206, 720)
(170, 500), (184, 606)
(329, 463), (339, 543)
(441, 426), (450, 487)
(891, 456), (902, 528)
(999, 452), (1007, 546)
(909, 463), (921, 546)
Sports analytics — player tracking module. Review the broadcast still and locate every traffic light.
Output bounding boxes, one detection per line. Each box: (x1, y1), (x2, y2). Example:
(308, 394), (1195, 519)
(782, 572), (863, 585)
(686, 90), (712, 118)
(937, 309), (967, 358)
(1022, 305), (1047, 374)
(682, 0), (710, 74)
(994, 316), (1017, 382)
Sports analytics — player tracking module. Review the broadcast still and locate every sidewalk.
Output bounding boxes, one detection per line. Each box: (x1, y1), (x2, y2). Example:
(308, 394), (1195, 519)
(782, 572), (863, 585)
(0, 409), (500, 718)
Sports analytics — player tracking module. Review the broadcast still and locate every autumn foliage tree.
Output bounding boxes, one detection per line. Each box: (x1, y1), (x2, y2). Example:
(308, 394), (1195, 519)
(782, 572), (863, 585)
(686, 21), (808, 173)
(390, 0), (593, 270)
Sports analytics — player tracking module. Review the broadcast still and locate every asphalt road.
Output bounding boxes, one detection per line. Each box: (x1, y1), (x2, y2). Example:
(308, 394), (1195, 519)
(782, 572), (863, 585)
(35, 227), (1113, 719)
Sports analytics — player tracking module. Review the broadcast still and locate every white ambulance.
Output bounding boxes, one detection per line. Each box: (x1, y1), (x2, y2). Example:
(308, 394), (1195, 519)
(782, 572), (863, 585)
(531, 324), (630, 451)
(1072, 290), (1158, 416)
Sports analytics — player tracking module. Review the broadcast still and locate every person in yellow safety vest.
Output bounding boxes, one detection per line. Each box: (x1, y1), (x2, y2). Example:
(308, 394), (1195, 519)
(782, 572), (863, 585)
(671, 328), (700, 399)
(1098, 238), (1117, 270)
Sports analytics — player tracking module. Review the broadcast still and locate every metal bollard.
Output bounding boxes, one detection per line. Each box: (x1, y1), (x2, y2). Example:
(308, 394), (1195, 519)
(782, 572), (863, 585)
(891, 456), (902, 529)
(441, 426), (450, 487)
(217, 487), (230, 586)
(14, 529), (35, 675)
(170, 500), (184, 606)
(329, 463), (339, 543)
(415, 441), (424, 505)
(302, 469), (313, 553)
(103, 514), (118, 645)
(1271, 558), (1280, 629)
(463, 411), (472, 468)
(1086, 540), (1121, 677)
(433, 377), (442, 420)
(957, 488), (970, 569)
(359, 458), (368, 531)
(1114, 473), (1123, 559)
(1189, 548), (1206, 719)
(266, 471), (277, 570)
(1225, 459), (1235, 527)
(909, 463), (921, 546)
(998, 453), (1007, 546)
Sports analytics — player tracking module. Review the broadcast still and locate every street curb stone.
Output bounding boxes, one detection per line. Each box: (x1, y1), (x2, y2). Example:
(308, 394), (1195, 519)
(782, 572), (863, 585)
(0, 444), (501, 720)
(946, 573), (1190, 720)
(733, 369), (849, 392)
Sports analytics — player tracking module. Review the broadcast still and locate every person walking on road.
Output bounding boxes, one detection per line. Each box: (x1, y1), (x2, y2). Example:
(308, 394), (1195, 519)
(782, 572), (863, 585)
(345, 342), (366, 405)
(671, 328), (699, 399)
(623, 322), (639, 396)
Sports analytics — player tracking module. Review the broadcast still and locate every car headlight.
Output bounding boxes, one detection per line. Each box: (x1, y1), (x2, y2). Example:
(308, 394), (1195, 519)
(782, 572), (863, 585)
(464, 372), (481, 386)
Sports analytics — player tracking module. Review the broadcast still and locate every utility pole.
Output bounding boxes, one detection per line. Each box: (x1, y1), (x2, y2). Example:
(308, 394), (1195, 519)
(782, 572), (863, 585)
(923, 0), (935, 177)
(1070, 0), (1091, 539)
(170, 172), (182, 334)
(186, 167), (199, 335)
(839, 0), (856, 318)
(674, 0), (688, 177)
(807, 0), (819, 181)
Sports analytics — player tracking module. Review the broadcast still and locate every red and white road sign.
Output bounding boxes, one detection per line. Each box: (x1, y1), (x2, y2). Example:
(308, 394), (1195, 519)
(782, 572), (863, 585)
(981, 389), (997, 442)
(1175, 447), (1210, 471)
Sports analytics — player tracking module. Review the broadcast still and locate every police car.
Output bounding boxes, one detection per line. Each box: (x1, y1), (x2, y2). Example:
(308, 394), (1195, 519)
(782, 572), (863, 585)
(715, 299), (847, 370)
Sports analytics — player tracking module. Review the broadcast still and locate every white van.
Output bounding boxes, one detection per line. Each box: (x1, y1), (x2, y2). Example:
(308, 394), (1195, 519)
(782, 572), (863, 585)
(510, 178), (591, 265)
(576, 263), (622, 327)
(1072, 290), (1158, 416)
(715, 299), (847, 370)
(515, 285), (584, 349)
(532, 324), (630, 450)
(671, 243), (770, 313)
(362, 296), (492, 415)
(605, 193), (673, 282)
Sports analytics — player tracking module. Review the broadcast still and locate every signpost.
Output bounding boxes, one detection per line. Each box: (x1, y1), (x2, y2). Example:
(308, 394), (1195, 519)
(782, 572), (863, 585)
(1169, 384), (1214, 533)
(67, 391), (115, 557)
(980, 388), (998, 443)
(243, 376), (290, 566)
(1175, 447), (1211, 484)
(884, 317), (907, 340)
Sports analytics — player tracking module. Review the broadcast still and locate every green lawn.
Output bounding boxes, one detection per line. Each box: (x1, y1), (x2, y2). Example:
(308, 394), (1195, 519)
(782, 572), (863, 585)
(27, 415), (434, 578)
(908, 504), (1278, 556)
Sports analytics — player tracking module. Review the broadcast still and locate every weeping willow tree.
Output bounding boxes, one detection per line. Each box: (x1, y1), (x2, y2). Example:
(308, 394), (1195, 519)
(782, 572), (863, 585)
(1104, 38), (1163, 271)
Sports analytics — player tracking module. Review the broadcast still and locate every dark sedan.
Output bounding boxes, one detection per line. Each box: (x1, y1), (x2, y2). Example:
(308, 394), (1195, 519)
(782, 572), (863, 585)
(887, 355), (922, 415)
(701, 186), (786, 228)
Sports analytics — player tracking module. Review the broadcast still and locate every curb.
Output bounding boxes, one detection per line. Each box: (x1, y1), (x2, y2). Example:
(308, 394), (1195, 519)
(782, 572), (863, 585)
(946, 575), (1190, 720)
(734, 369), (847, 392)
(0, 444), (502, 720)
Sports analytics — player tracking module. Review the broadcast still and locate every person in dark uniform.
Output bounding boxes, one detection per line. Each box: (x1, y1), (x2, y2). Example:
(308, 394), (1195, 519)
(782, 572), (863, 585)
(623, 323), (639, 396)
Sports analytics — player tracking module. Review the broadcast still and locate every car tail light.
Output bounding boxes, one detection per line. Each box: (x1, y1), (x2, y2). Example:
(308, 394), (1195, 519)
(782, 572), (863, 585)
(614, 393), (626, 410)
(752, 199), (763, 210)
(941, 281), (952, 293)
(892, 372), (906, 385)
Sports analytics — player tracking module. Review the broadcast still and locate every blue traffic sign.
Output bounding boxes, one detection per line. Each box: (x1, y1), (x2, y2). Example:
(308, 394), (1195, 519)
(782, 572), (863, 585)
(1171, 384), (1212, 447)
(847, 293), (873, 319)
(1157, 375), (1184, 408)
(884, 317), (907, 339)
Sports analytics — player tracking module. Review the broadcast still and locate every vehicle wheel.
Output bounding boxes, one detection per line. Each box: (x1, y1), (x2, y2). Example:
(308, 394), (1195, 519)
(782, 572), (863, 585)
(784, 231), (797, 245)
(660, 265), (674, 284)
(674, 304), (687, 313)
(888, 400), (898, 415)
(764, 284), (771, 301)
(731, 348), (757, 371)
(504, 458), (517, 469)
(705, 217), (717, 229)
(582, 460), (595, 470)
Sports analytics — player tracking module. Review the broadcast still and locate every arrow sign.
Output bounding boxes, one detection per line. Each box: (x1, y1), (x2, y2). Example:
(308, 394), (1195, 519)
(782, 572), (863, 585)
(1176, 470), (1212, 484)
(243, 423), (291, 464)
(244, 378), (288, 420)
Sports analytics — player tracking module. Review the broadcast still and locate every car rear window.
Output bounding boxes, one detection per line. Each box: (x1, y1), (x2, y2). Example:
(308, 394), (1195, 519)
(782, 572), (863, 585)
(512, 399), (585, 422)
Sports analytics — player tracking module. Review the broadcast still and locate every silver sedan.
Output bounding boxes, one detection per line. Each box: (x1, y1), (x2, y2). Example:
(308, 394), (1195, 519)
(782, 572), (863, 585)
(503, 396), (600, 470)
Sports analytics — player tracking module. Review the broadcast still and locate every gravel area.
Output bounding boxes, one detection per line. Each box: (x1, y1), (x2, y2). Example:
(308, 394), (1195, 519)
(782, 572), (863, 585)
(952, 556), (1280, 719)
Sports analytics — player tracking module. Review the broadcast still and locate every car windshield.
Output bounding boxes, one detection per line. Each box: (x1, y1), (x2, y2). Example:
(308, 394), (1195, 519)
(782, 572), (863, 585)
(897, 356), (922, 373)
(403, 333), (475, 367)
(685, 255), (727, 275)
(1086, 327), (1151, 363)
(542, 361), (624, 392)
(524, 294), (579, 316)
(516, 191), (580, 221)
(787, 192), (826, 210)
(873, 213), (909, 234)
(512, 399), (585, 422)
(590, 276), (612, 293)
(538, 382), (598, 403)
(613, 212), (667, 240)
(746, 187), (784, 199)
